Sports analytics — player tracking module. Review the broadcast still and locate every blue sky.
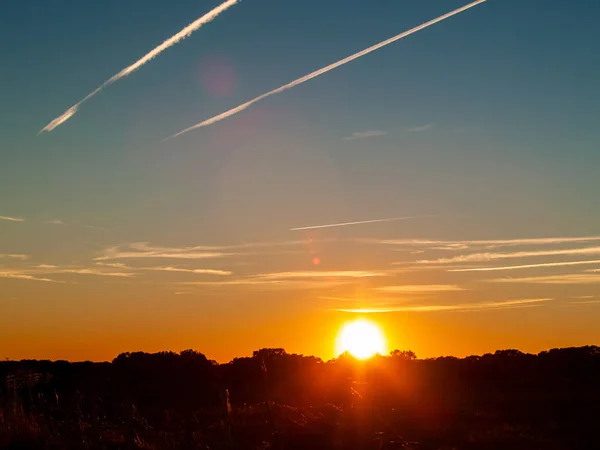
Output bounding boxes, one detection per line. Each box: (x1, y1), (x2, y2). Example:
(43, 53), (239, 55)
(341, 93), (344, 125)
(1, 0), (599, 361)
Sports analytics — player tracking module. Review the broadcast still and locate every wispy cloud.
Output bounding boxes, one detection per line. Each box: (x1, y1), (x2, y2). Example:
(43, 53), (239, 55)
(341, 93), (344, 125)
(97, 251), (233, 261)
(0, 271), (65, 283)
(182, 279), (283, 287)
(337, 298), (551, 313)
(2, 259), (231, 283)
(98, 240), (312, 258)
(59, 268), (135, 278)
(406, 123), (434, 132)
(0, 254), (28, 260)
(96, 261), (231, 276)
(96, 261), (232, 276)
(488, 274), (600, 285)
(376, 284), (465, 293)
(389, 264), (479, 273)
(0, 216), (25, 222)
(568, 295), (598, 304)
(39, 0), (239, 133)
(343, 130), (387, 140)
(256, 271), (384, 280)
(449, 259), (600, 272)
(180, 270), (381, 290)
(96, 262), (129, 269)
(165, 0), (487, 140)
(1, 266), (135, 281)
(290, 214), (435, 231)
(181, 278), (351, 290)
(96, 240), (340, 261)
(95, 244), (233, 261)
(382, 236), (600, 249)
(421, 246), (600, 264)
(318, 296), (367, 302)
(150, 267), (231, 275)
(42, 219), (64, 225)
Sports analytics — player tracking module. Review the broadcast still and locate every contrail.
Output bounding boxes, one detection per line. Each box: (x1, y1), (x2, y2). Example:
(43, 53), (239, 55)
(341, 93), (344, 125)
(448, 259), (600, 272)
(165, 0), (487, 141)
(290, 215), (436, 231)
(39, 0), (239, 134)
(0, 215), (25, 222)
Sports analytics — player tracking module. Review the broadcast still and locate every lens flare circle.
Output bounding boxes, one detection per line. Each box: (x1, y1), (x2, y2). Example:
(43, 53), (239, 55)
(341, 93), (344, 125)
(335, 319), (387, 359)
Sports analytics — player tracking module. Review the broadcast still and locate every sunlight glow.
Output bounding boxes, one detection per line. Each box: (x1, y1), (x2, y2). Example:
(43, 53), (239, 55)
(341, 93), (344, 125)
(335, 318), (387, 359)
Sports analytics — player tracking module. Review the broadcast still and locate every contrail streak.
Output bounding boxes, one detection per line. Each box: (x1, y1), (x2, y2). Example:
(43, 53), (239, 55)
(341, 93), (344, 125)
(165, 0), (487, 140)
(0, 215), (25, 222)
(39, 0), (239, 134)
(290, 215), (435, 231)
(449, 259), (600, 272)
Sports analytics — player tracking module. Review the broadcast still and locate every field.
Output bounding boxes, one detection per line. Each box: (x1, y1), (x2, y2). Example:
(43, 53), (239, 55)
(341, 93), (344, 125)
(2, 347), (599, 450)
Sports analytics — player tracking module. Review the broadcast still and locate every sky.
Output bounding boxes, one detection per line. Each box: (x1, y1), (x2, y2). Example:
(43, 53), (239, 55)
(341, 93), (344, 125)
(1, 0), (599, 362)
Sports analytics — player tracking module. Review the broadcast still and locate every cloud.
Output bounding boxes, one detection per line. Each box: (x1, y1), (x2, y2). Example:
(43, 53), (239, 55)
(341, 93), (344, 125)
(449, 259), (600, 272)
(97, 240), (313, 260)
(337, 298), (551, 313)
(95, 244), (233, 261)
(487, 274), (600, 285)
(95, 239), (336, 262)
(376, 284), (465, 293)
(406, 123), (434, 132)
(150, 267), (231, 275)
(4, 259), (230, 282)
(318, 296), (366, 302)
(256, 271), (384, 280)
(60, 269), (135, 278)
(182, 279), (283, 287)
(570, 300), (600, 305)
(290, 214), (435, 231)
(181, 278), (351, 290)
(586, 268), (600, 273)
(179, 270), (381, 290)
(39, 0), (239, 133)
(379, 239), (461, 246)
(42, 219), (64, 225)
(421, 246), (600, 264)
(382, 236), (600, 249)
(1, 266), (135, 280)
(165, 0), (487, 140)
(0, 216), (25, 222)
(0, 254), (28, 260)
(0, 271), (64, 283)
(388, 264), (479, 274)
(96, 261), (231, 276)
(343, 130), (387, 140)
(97, 251), (232, 260)
(96, 262), (129, 269)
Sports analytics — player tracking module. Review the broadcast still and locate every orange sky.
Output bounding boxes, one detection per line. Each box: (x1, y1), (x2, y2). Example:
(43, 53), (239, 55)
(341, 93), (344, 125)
(2, 0), (600, 364)
(2, 232), (599, 362)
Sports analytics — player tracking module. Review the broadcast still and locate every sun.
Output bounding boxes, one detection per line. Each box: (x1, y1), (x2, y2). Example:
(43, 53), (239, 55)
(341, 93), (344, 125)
(335, 319), (387, 360)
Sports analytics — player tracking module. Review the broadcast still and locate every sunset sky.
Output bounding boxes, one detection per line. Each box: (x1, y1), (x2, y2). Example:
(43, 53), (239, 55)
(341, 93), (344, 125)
(1, 0), (599, 362)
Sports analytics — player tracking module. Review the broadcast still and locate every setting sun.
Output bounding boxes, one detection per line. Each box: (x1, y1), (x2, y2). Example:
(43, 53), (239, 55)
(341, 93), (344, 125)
(335, 319), (387, 359)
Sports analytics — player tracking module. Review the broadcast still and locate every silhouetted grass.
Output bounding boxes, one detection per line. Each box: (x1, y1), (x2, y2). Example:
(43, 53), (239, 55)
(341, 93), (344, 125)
(1, 346), (599, 449)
